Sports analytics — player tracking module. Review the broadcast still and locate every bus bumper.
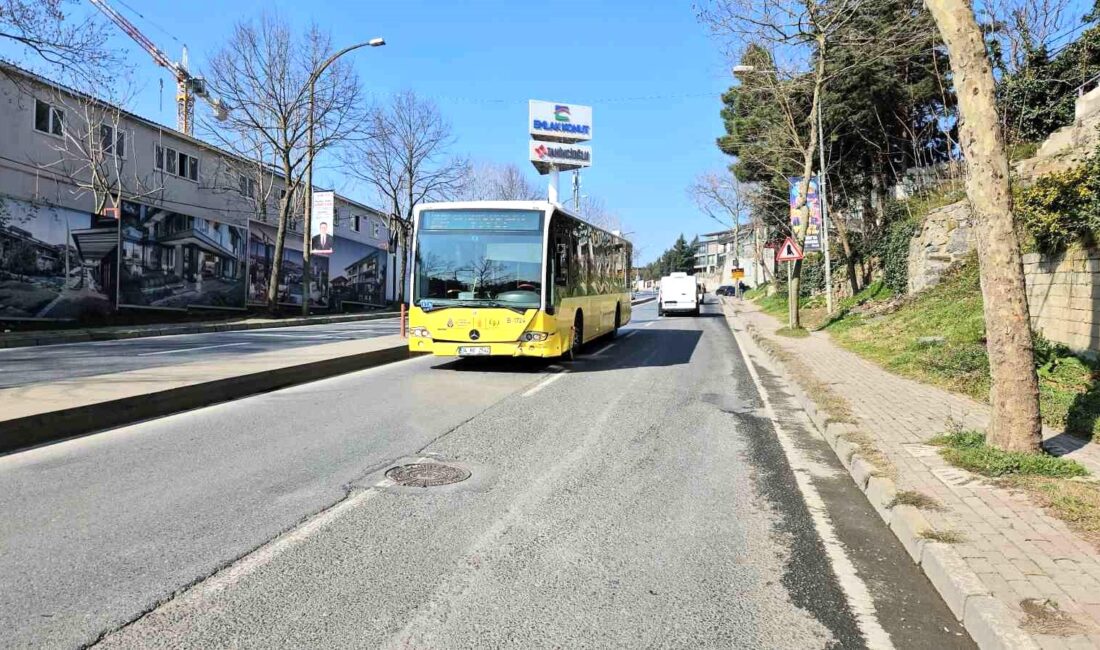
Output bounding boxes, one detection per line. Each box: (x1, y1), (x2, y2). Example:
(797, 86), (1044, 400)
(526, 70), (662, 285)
(408, 335), (565, 358)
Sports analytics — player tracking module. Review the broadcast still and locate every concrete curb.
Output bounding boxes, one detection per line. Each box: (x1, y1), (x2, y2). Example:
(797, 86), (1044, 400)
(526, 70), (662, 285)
(0, 344), (410, 454)
(723, 302), (1038, 650)
(0, 311), (401, 349)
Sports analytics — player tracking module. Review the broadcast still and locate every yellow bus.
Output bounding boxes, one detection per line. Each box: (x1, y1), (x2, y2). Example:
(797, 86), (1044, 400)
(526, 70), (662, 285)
(406, 201), (632, 358)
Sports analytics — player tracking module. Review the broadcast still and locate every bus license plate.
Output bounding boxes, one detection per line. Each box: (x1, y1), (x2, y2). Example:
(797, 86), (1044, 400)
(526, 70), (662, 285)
(459, 346), (491, 356)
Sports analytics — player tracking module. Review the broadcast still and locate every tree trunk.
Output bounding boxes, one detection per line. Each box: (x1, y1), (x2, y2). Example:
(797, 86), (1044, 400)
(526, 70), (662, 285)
(397, 221), (410, 306)
(267, 176), (292, 313)
(925, 0), (1041, 452)
(787, 35), (827, 329)
(832, 210), (860, 296)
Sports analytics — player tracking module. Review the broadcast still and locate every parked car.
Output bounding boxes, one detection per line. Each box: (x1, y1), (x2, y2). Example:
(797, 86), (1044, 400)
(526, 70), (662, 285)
(716, 285), (736, 296)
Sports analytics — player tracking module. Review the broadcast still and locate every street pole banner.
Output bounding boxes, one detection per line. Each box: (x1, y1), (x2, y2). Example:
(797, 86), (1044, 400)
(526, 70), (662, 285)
(311, 191), (336, 255)
(789, 177), (822, 252)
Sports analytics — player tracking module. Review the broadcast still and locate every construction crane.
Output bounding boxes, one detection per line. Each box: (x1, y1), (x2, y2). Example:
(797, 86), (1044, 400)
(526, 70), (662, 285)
(88, 0), (227, 135)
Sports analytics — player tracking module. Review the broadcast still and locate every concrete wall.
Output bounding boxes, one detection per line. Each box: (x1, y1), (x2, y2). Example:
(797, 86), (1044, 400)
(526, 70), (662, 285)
(1023, 250), (1100, 353)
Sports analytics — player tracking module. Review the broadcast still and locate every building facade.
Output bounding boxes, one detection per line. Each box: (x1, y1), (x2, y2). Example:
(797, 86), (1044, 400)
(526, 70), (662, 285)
(0, 65), (394, 321)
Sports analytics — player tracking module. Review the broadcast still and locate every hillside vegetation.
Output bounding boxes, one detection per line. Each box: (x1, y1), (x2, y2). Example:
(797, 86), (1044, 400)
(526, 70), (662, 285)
(821, 261), (1100, 440)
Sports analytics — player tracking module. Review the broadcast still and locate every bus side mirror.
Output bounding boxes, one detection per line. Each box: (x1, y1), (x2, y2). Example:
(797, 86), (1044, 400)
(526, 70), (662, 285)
(545, 305), (555, 315)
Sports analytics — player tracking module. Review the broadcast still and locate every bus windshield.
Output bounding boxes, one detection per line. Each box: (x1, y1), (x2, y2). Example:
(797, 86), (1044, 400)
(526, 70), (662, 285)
(414, 210), (544, 310)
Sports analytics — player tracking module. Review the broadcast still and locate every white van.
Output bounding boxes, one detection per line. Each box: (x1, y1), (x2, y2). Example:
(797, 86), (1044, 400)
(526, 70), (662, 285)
(658, 272), (700, 316)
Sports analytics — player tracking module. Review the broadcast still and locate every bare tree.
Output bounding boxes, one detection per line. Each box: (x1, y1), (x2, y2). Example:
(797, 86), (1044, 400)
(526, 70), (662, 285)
(925, 0), (1042, 452)
(344, 90), (468, 304)
(576, 195), (624, 232)
(688, 171), (760, 281)
(0, 0), (120, 82)
(203, 15), (361, 311)
(458, 162), (541, 201)
(30, 81), (163, 218)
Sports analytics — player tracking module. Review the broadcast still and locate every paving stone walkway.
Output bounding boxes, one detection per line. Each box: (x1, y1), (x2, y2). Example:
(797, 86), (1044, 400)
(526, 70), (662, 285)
(732, 299), (1100, 649)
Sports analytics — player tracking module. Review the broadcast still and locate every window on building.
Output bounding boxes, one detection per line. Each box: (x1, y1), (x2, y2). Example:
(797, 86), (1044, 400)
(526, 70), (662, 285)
(166, 147), (178, 174)
(34, 99), (64, 136)
(352, 215), (361, 232)
(239, 174), (256, 198)
(155, 144), (198, 180)
(100, 124), (125, 157)
(372, 219), (381, 238)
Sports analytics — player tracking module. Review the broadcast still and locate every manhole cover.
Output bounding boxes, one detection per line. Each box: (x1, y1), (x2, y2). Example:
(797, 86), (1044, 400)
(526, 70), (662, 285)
(385, 463), (470, 487)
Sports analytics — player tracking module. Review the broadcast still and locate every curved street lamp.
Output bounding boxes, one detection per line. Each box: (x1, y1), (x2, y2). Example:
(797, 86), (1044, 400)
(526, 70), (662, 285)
(302, 38), (385, 317)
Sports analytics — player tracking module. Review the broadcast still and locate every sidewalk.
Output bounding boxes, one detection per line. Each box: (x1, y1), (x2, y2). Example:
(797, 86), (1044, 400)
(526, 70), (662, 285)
(728, 298), (1100, 649)
(0, 310), (400, 349)
(0, 334), (408, 453)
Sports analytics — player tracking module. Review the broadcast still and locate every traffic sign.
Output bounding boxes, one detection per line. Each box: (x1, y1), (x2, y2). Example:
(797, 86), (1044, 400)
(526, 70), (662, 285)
(776, 237), (804, 262)
(731, 268), (745, 280)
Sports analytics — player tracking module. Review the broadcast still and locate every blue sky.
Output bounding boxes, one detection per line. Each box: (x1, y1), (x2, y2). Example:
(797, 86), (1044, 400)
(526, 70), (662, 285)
(33, 0), (736, 262)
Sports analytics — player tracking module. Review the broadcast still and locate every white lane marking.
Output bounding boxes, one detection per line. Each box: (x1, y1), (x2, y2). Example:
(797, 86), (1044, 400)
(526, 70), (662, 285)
(623, 331), (637, 340)
(138, 343), (248, 356)
(642, 320), (656, 328)
(522, 370), (569, 397)
(728, 326), (895, 649)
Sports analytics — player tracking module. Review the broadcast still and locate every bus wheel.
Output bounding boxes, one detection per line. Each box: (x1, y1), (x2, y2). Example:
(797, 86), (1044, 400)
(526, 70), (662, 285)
(569, 312), (583, 360)
(612, 305), (621, 337)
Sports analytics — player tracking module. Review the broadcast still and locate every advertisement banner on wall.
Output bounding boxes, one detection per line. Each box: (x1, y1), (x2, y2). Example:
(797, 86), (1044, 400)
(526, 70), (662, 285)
(118, 202), (247, 310)
(327, 239), (388, 307)
(248, 221), (329, 307)
(311, 191), (336, 255)
(0, 198), (116, 320)
(789, 177), (822, 252)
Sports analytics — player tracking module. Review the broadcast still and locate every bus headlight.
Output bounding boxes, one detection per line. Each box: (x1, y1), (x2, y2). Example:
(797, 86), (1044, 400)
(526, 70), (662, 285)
(520, 332), (550, 342)
(409, 326), (431, 338)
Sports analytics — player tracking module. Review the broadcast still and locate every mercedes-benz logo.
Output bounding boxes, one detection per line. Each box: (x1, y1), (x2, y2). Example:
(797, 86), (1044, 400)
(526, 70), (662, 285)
(469, 329), (481, 340)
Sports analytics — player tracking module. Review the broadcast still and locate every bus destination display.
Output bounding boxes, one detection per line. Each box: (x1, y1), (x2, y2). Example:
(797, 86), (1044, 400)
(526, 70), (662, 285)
(420, 210), (542, 231)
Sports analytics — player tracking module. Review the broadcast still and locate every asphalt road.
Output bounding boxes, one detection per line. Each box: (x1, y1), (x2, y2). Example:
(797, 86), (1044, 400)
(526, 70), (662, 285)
(0, 299), (973, 649)
(0, 317), (401, 388)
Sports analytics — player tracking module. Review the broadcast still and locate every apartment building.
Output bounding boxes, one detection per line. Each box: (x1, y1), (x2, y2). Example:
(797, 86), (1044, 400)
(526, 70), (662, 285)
(0, 64), (394, 321)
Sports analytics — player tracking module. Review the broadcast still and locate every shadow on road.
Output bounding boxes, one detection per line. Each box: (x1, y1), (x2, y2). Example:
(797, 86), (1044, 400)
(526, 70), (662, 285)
(429, 328), (703, 374)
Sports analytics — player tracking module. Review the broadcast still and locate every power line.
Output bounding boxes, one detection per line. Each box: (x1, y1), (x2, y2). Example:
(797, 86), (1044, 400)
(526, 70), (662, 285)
(113, 0), (185, 48)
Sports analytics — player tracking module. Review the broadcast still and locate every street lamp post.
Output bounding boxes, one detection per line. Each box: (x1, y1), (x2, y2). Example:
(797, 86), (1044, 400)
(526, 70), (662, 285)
(732, 64), (833, 313)
(301, 37), (385, 317)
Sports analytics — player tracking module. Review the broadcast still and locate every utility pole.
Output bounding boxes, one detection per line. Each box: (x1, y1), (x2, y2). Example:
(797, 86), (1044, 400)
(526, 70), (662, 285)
(301, 38), (385, 317)
(573, 171), (580, 211)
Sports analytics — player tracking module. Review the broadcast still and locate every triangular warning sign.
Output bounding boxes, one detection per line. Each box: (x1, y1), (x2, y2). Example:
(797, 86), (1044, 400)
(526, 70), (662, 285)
(775, 237), (804, 262)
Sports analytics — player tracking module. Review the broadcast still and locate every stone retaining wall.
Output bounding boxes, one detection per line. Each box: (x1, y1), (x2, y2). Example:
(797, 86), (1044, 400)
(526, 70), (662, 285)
(907, 200), (975, 294)
(1024, 249), (1100, 353)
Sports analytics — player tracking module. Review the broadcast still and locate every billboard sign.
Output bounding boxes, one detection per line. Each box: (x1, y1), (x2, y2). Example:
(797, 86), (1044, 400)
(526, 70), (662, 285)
(789, 177), (822, 252)
(529, 140), (592, 174)
(311, 191), (336, 255)
(529, 100), (592, 142)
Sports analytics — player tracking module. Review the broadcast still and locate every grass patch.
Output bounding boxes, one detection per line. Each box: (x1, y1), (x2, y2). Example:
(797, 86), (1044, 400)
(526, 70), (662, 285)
(743, 284), (769, 300)
(827, 259), (1100, 441)
(888, 490), (942, 511)
(919, 529), (966, 544)
(931, 430), (1088, 478)
(776, 326), (810, 338)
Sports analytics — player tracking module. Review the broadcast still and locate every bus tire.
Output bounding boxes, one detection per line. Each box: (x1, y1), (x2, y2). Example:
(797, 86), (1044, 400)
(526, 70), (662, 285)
(569, 312), (583, 360)
(612, 304), (621, 337)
